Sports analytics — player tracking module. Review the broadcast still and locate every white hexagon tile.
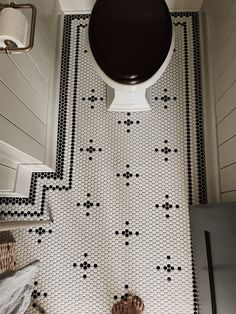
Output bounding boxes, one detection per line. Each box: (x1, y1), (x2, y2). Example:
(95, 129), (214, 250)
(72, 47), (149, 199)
(0, 13), (206, 314)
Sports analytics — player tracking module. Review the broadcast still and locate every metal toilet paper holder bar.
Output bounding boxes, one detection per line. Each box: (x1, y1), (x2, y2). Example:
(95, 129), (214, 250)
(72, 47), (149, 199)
(0, 2), (36, 54)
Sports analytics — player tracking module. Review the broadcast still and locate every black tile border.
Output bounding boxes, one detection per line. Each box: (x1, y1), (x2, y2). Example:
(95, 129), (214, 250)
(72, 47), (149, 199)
(0, 13), (207, 210)
(192, 13), (207, 204)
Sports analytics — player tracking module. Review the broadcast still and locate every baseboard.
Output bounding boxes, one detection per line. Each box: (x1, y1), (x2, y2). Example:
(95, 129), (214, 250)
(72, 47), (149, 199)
(166, 0), (203, 10)
(44, 1), (63, 171)
(0, 163), (53, 198)
(199, 10), (221, 203)
(0, 140), (41, 167)
(60, 0), (203, 13)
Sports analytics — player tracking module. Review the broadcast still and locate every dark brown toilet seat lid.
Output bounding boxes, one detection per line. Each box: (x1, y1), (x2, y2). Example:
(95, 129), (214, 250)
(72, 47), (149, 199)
(89, 0), (173, 85)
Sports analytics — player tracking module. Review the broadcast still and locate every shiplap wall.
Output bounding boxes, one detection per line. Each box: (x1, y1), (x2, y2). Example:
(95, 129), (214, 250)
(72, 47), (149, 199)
(201, 0), (236, 201)
(0, 0), (58, 193)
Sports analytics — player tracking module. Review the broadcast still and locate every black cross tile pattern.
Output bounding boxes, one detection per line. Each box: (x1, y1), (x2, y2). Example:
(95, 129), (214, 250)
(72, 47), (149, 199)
(115, 221), (140, 246)
(0, 13), (206, 314)
(73, 253), (98, 279)
(77, 193), (100, 217)
(156, 256), (182, 282)
(155, 140), (178, 161)
(116, 165), (140, 186)
(154, 88), (178, 109)
(82, 88), (104, 109)
(118, 112), (141, 133)
(155, 195), (180, 219)
(80, 139), (102, 160)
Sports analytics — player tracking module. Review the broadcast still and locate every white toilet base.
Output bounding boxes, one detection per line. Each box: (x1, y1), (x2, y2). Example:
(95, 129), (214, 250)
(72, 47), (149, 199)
(86, 26), (175, 112)
(107, 86), (151, 112)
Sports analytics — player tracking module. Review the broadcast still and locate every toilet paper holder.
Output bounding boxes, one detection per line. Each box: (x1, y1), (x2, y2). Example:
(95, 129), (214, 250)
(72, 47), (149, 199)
(0, 2), (36, 54)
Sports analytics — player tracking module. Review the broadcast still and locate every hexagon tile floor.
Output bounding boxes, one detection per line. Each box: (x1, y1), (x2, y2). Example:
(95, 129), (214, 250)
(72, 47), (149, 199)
(0, 13), (207, 314)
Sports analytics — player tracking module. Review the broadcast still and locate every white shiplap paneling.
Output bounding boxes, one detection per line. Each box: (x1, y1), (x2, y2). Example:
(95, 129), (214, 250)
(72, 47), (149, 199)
(221, 191), (236, 202)
(28, 41), (50, 82)
(216, 79), (236, 123)
(202, 0), (236, 201)
(214, 53), (236, 102)
(217, 108), (236, 145)
(0, 54), (47, 123)
(0, 115), (44, 161)
(213, 27), (236, 82)
(210, 0), (236, 62)
(9, 53), (49, 103)
(219, 135), (236, 169)
(0, 81), (46, 145)
(220, 163), (236, 192)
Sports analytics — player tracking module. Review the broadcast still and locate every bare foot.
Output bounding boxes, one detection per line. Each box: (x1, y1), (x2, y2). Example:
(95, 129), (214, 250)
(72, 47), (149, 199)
(112, 295), (145, 314)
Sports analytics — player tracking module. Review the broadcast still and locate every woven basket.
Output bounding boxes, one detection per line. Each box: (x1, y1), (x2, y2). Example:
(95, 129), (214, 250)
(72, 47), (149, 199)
(0, 232), (16, 274)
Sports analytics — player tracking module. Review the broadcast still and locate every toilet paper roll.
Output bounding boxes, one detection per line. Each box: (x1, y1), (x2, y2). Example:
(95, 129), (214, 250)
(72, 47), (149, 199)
(0, 7), (28, 52)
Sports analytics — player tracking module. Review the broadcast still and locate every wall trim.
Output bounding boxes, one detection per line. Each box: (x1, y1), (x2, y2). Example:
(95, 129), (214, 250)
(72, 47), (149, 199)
(59, 0), (203, 13)
(44, 1), (63, 171)
(167, 0), (203, 10)
(199, 10), (221, 202)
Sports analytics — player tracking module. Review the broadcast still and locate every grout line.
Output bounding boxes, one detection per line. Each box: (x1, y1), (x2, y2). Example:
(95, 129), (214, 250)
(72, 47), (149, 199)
(215, 72), (236, 103)
(0, 79), (47, 125)
(218, 134), (236, 147)
(0, 114), (45, 147)
(27, 50), (50, 83)
(8, 55), (48, 105)
(221, 189), (236, 194)
(28, 44), (50, 82)
(217, 106), (236, 125)
(220, 161), (236, 170)
(0, 163), (16, 170)
(214, 52), (236, 84)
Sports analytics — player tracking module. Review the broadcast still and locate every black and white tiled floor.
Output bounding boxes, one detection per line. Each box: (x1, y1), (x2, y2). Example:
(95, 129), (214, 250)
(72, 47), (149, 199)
(0, 13), (206, 313)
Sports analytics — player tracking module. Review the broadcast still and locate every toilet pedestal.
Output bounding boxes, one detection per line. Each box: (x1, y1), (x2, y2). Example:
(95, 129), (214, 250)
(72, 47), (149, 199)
(107, 86), (151, 112)
(88, 0), (174, 112)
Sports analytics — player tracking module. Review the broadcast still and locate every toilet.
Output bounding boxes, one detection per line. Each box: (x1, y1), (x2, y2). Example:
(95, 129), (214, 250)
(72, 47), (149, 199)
(87, 0), (174, 112)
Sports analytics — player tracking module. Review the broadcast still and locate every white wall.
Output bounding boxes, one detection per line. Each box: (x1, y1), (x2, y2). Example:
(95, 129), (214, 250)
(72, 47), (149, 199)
(201, 0), (236, 202)
(0, 0), (61, 195)
(59, 0), (203, 12)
